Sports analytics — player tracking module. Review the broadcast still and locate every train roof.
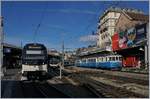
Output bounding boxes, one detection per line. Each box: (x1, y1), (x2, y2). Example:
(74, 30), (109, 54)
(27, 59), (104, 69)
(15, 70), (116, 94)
(24, 43), (44, 46)
(106, 54), (122, 56)
(79, 54), (122, 59)
(23, 43), (46, 49)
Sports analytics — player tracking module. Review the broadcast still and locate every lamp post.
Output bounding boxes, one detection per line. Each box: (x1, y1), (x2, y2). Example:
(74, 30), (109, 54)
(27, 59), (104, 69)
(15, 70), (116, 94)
(60, 40), (64, 79)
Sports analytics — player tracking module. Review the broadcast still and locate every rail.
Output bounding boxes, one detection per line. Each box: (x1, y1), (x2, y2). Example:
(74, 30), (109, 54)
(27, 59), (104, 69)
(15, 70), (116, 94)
(68, 73), (147, 98)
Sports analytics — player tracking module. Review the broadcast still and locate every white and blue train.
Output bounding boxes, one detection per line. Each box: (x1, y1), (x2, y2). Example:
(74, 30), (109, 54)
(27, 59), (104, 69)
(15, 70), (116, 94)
(75, 54), (122, 70)
(22, 43), (48, 80)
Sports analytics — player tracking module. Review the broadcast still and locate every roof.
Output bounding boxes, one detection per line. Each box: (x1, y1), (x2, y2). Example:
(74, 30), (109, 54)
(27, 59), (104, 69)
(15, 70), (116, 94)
(3, 43), (22, 49)
(100, 7), (144, 20)
(100, 8), (122, 20)
(124, 11), (149, 21)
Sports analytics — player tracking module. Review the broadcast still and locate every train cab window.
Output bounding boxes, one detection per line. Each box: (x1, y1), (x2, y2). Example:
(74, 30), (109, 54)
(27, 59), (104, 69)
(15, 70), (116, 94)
(93, 59), (96, 62)
(92, 59), (93, 62)
(111, 57), (113, 61)
(107, 57), (110, 61)
(112, 57), (115, 61)
(109, 57), (112, 61)
(118, 57), (119, 61)
(119, 57), (122, 61)
(98, 57), (101, 62)
(88, 59), (91, 62)
(100, 57), (102, 62)
(82, 60), (86, 63)
(116, 57), (118, 61)
(101, 58), (103, 62)
(90, 59), (92, 62)
(97, 58), (99, 62)
(96, 58), (98, 62)
(118, 57), (120, 61)
(89, 59), (91, 62)
(103, 57), (106, 62)
(106, 57), (108, 62)
(105, 57), (107, 62)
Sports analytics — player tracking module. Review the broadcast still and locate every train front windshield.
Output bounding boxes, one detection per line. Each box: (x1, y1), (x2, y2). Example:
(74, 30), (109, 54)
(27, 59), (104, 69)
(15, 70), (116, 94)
(22, 44), (47, 65)
(49, 57), (61, 64)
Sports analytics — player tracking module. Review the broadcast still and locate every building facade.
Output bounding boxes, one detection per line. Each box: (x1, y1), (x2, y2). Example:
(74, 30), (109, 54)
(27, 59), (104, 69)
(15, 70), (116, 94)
(116, 11), (148, 32)
(97, 7), (144, 50)
(112, 11), (149, 69)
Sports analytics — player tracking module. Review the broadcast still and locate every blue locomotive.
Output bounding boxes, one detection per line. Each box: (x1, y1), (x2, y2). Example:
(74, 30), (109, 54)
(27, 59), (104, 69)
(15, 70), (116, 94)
(75, 54), (122, 70)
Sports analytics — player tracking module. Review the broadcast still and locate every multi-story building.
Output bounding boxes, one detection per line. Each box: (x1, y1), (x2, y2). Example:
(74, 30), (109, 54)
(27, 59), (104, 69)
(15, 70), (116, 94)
(112, 11), (149, 69)
(97, 7), (144, 50)
(115, 11), (148, 32)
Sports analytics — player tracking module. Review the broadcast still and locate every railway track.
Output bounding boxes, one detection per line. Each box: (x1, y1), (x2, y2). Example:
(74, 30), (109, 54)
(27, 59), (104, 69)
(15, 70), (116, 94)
(48, 67), (71, 77)
(69, 74), (147, 98)
(47, 67), (102, 98)
(20, 81), (70, 98)
(66, 66), (148, 75)
(47, 66), (148, 98)
(72, 71), (148, 86)
(65, 66), (148, 85)
(34, 82), (70, 98)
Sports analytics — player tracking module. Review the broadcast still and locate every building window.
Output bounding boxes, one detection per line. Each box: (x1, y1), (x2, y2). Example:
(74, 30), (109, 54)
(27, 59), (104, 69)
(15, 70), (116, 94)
(114, 13), (117, 17)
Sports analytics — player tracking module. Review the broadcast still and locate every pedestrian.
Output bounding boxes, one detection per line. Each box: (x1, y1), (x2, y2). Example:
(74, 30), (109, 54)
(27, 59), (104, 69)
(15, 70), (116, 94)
(137, 60), (141, 69)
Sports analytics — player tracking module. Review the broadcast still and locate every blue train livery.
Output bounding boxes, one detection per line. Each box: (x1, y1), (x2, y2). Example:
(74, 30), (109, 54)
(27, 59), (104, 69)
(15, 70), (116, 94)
(75, 54), (122, 70)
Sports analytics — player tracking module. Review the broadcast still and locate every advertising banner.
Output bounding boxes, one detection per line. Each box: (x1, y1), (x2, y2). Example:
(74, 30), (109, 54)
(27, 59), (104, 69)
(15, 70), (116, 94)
(119, 31), (127, 49)
(117, 23), (147, 50)
(112, 33), (120, 51)
(126, 27), (136, 47)
(135, 23), (147, 43)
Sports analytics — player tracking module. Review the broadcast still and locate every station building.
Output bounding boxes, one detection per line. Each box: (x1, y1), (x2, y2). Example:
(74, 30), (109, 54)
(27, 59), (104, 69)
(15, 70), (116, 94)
(3, 43), (22, 69)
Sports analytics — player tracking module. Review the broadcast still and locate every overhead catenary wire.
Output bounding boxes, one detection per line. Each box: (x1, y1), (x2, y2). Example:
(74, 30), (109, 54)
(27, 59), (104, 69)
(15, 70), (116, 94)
(82, 1), (121, 45)
(84, 1), (121, 32)
(33, 3), (48, 44)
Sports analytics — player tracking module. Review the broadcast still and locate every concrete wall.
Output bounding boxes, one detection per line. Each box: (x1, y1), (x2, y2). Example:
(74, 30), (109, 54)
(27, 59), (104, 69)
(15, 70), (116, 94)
(97, 11), (121, 49)
(116, 13), (144, 32)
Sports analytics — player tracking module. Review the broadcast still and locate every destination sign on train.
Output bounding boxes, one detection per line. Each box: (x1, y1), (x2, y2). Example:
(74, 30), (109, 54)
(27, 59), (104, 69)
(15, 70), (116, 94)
(29, 46), (41, 49)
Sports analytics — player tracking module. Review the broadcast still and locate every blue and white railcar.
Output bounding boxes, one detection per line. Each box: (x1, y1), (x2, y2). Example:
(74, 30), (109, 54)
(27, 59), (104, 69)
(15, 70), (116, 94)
(75, 54), (122, 70)
(86, 58), (97, 68)
(96, 55), (122, 70)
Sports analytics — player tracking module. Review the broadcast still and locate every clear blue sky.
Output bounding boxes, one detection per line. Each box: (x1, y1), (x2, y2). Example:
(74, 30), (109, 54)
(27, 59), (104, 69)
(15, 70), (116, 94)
(1, 1), (149, 51)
